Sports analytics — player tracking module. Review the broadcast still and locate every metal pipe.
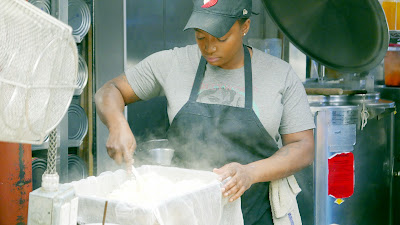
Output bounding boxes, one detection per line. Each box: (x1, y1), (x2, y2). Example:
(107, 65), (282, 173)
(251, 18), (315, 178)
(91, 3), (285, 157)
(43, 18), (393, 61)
(318, 64), (325, 83)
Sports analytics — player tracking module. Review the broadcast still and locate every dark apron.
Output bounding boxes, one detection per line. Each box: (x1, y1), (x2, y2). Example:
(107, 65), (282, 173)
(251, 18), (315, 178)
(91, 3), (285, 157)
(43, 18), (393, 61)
(167, 45), (279, 225)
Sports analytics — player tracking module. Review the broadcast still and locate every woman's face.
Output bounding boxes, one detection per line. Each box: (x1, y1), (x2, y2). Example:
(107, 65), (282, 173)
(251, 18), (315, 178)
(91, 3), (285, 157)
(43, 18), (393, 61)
(195, 20), (250, 70)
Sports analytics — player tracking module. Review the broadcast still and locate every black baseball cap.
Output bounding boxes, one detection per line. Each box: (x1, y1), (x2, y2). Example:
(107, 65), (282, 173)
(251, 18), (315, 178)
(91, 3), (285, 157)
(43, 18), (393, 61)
(184, 0), (253, 38)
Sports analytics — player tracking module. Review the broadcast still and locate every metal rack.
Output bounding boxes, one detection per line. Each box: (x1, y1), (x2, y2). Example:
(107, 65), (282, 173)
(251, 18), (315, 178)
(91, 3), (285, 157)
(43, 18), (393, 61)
(30, 0), (90, 183)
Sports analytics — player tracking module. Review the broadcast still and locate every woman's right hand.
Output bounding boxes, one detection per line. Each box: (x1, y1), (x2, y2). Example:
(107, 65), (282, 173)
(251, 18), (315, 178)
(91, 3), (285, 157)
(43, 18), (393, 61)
(106, 121), (137, 171)
(94, 74), (142, 172)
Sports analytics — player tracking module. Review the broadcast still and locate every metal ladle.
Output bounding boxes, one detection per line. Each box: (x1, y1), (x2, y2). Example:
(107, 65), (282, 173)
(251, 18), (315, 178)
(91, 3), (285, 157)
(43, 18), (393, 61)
(131, 165), (145, 191)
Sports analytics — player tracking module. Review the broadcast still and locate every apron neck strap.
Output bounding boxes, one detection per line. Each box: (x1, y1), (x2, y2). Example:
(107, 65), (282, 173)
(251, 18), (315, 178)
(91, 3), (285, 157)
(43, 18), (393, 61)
(243, 45), (252, 109)
(189, 45), (253, 109)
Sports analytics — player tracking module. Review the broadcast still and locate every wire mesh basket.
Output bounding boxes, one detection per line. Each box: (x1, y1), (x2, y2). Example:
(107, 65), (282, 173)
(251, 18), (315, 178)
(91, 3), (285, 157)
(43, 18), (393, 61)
(0, 0), (78, 144)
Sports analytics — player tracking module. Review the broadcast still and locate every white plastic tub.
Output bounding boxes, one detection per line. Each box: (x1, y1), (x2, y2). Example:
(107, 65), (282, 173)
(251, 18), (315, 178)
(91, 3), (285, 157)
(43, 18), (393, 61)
(69, 165), (243, 225)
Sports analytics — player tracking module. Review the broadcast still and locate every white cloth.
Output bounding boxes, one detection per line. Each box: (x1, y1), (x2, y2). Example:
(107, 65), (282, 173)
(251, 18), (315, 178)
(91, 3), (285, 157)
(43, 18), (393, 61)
(70, 166), (244, 225)
(269, 175), (302, 225)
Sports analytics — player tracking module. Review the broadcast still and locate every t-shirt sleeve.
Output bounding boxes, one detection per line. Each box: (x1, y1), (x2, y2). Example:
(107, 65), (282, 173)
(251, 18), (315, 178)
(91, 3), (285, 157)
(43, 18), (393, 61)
(124, 49), (174, 100)
(279, 67), (315, 134)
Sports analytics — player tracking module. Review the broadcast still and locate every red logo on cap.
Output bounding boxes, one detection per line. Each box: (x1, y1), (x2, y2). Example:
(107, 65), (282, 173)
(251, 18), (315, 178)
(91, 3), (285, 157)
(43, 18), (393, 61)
(202, 0), (218, 8)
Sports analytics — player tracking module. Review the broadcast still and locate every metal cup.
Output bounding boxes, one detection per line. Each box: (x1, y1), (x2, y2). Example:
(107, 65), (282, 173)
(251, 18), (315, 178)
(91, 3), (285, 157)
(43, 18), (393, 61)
(148, 148), (175, 166)
(138, 139), (175, 166)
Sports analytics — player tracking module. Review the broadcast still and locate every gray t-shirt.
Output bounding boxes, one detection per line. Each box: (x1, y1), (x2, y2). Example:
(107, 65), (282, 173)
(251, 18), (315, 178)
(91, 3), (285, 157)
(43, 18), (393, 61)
(125, 44), (315, 146)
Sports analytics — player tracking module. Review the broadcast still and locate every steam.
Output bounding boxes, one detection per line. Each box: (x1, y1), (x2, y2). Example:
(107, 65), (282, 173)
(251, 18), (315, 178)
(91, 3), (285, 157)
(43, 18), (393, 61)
(129, 78), (271, 172)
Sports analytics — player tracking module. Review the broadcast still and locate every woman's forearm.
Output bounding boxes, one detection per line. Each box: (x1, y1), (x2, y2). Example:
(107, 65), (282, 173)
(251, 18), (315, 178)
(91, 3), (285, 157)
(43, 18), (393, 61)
(214, 130), (314, 202)
(247, 129), (314, 183)
(95, 76), (141, 165)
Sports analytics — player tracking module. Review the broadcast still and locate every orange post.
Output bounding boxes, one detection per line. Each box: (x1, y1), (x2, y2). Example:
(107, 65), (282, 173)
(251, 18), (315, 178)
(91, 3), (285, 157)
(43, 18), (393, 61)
(0, 142), (32, 225)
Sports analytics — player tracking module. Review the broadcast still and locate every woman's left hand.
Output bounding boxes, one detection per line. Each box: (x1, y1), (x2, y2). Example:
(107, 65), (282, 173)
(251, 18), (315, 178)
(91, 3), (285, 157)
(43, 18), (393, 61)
(213, 162), (255, 202)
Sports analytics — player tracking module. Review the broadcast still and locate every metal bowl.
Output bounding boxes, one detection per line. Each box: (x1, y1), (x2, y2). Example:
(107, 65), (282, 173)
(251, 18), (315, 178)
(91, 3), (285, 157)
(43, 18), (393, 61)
(68, 103), (88, 147)
(148, 148), (175, 166)
(138, 139), (175, 166)
(139, 139), (169, 151)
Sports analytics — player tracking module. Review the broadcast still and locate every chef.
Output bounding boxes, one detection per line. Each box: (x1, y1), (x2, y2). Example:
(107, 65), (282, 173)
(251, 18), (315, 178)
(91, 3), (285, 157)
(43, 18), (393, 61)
(95, 0), (315, 224)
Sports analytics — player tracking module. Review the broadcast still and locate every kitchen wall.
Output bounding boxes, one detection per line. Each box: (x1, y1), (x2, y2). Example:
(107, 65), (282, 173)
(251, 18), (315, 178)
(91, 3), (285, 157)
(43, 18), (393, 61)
(94, 0), (126, 174)
(126, 0), (279, 68)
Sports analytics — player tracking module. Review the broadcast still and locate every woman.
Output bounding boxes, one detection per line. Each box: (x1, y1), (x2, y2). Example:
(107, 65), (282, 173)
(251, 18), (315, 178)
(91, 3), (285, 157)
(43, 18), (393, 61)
(95, 0), (315, 224)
